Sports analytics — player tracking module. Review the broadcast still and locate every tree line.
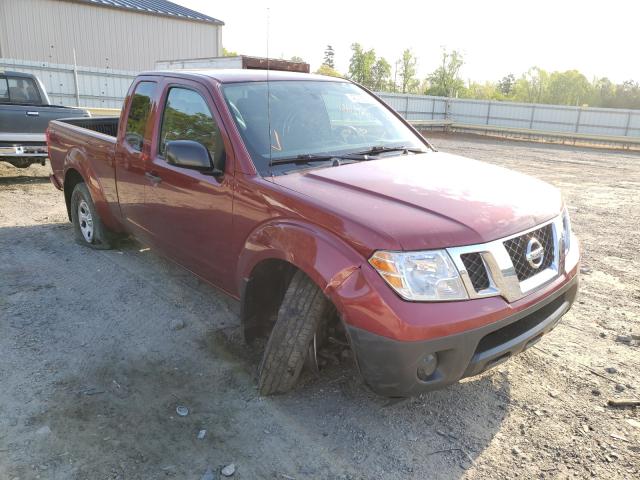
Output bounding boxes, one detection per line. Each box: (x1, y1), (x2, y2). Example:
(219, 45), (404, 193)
(311, 44), (640, 110)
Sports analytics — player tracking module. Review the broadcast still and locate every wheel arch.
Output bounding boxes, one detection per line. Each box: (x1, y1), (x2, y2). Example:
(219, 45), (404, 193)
(237, 219), (363, 342)
(61, 148), (123, 232)
(63, 168), (85, 220)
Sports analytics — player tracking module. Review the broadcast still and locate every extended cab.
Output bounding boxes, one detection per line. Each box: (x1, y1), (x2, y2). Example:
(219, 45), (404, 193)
(47, 70), (580, 397)
(1, 71), (89, 168)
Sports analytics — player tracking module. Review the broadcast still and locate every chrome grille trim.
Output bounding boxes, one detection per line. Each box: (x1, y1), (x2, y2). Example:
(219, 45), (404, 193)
(503, 224), (554, 281)
(447, 216), (563, 303)
(460, 252), (491, 291)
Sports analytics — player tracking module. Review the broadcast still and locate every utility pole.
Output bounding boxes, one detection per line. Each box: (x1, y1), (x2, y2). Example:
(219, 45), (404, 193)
(393, 60), (399, 93)
(72, 48), (80, 106)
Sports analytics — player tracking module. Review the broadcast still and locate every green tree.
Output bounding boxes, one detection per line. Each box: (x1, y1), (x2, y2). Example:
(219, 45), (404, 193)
(348, 43), (376, 88)
(371, 58), (392, 92)
(290, 56), (305, 63)
(323, 45), (335, 69)
(461, 81), (504, 100)
(545, 70), (591, 105)
(425, 49), (464, 97)
(498, 74), (516, 96)
(590, 77), (616, 107)
(512, 67), (548, 103)
(613, 80), (640, 109)
(222, 47), (238, 57)
(398, 49), (419, 94)
(315, 64), (342, 78)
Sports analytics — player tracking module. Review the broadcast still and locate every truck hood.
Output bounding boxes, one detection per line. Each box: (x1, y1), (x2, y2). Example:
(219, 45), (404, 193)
(272, 152), (562, 252)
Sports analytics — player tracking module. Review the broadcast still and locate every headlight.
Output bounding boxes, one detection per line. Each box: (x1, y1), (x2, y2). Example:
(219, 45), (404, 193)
(369, 250), (468, 301)
(562, 207), (572, 254)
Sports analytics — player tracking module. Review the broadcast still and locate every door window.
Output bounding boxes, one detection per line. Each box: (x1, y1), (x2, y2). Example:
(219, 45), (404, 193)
(158, 87), (224, 165)
(124, 81), (156, 151)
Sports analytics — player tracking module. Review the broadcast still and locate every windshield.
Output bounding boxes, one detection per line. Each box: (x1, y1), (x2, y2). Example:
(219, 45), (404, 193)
(222, 80), (428, 174)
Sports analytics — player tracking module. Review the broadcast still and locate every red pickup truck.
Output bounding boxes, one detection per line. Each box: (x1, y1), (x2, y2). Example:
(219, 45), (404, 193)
(47, 70), (580, 397)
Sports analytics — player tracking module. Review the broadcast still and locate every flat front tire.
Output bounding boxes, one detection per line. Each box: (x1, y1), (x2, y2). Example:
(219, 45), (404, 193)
(258, 270), (332, 395)
(70, 183), (113, 250)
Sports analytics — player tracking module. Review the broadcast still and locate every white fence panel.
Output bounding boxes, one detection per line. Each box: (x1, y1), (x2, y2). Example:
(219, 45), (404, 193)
(448, 99), (488, 125)
(377, 93), (449, 121)
(578, 109), (629, 136)
(378, 91), (640, 138)
(489, 103), (532, 128)
(2, 57), (639, 138)
(628, 112), (640, 135)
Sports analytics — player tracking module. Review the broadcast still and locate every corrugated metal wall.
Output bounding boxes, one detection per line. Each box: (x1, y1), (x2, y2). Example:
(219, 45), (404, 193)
(0, 58), (136, 108)
(0, 0), (221, 71)
(378, 92), (640, 138)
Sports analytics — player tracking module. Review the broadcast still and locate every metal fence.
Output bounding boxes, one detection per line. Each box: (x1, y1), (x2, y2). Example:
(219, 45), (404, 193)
(2, 57), (639, 138)
(0, 58), (135, 108)
(378, 92), (640, 138)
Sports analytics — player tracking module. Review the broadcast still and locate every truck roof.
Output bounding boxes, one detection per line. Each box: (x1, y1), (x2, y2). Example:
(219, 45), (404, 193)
(0, 70), (37, 79)
(143, 69), (348, 84)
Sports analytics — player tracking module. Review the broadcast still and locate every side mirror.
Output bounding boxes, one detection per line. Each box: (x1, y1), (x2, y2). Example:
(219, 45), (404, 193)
(165, 140), (224, 175)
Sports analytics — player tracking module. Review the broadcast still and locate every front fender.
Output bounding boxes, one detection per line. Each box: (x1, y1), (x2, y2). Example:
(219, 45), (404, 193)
(237, 219), (364, 310)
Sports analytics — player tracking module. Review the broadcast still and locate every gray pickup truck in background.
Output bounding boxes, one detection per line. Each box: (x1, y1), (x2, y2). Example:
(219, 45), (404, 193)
(0, 71), (90, 168)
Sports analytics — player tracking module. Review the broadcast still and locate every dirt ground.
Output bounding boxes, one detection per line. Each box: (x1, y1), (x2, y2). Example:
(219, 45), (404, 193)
(1, 134), (638, 480)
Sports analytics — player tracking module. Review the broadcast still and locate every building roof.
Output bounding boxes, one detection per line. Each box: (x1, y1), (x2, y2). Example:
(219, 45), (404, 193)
(74, 0), (224, 25)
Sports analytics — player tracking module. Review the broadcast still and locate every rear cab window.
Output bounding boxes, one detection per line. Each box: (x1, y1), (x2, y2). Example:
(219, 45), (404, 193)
(0, 76), (42, 104)
(158, 87), (225, 165)
(124, 81), (157, 151)
(0, 78), (8, 102)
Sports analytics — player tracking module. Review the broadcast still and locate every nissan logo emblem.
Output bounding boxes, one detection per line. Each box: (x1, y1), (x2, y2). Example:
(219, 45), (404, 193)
(525, 237), (544, 269)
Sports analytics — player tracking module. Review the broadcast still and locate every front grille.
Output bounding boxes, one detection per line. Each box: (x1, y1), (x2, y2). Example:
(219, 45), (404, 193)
(461, 253), (490, 291)
(503, 224), (554, 281)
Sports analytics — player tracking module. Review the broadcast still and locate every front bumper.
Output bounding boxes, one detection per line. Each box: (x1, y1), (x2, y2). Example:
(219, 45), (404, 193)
(346, 272), (578, 397)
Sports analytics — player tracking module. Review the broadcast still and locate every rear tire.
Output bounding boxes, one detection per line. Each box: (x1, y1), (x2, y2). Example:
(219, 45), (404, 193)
(70, 182), (113, 250)
(258, 270), (332, 395)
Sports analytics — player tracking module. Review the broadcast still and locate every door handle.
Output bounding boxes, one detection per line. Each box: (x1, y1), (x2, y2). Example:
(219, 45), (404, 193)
(145, 171), (162, 184)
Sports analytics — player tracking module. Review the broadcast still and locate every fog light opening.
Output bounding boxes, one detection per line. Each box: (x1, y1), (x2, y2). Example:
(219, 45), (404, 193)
(417, 353), (438, 381)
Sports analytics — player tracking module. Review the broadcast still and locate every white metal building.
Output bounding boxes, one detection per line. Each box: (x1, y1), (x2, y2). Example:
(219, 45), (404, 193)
(0, 0), (224, 71)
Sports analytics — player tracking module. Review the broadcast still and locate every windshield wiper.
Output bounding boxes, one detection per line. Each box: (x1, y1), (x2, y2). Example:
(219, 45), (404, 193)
(350, 145), (428, 156)
(270, 153), (362, 166)
(269, 146), (428, 167)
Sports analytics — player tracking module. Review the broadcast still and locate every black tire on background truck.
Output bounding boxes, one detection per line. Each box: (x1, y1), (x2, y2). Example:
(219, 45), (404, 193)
(70, 183), (114, 250)
(258, 270), (333, 395)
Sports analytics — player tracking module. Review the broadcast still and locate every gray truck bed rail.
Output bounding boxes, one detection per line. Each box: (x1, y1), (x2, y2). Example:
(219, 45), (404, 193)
(58, 117), (119, 138)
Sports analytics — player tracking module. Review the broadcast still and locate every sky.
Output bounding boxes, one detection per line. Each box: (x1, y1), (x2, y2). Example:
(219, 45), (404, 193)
(178, 0), (640, 84)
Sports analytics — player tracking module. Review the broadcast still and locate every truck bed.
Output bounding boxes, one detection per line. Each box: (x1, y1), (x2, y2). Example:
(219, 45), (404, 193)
(55, 116), (119, 138)
(47, 116), (120, 208)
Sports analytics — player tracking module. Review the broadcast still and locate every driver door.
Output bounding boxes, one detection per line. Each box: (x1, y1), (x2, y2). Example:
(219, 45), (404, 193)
(143, 80), (235, 290)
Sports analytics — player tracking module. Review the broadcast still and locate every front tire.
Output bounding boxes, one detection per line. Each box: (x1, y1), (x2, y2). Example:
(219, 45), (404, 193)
(258, 270), (332, 395)
(70, 183), (113, 250)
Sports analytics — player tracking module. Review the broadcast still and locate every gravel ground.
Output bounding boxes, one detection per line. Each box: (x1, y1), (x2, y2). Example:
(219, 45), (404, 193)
(0, 135), (638, 479)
